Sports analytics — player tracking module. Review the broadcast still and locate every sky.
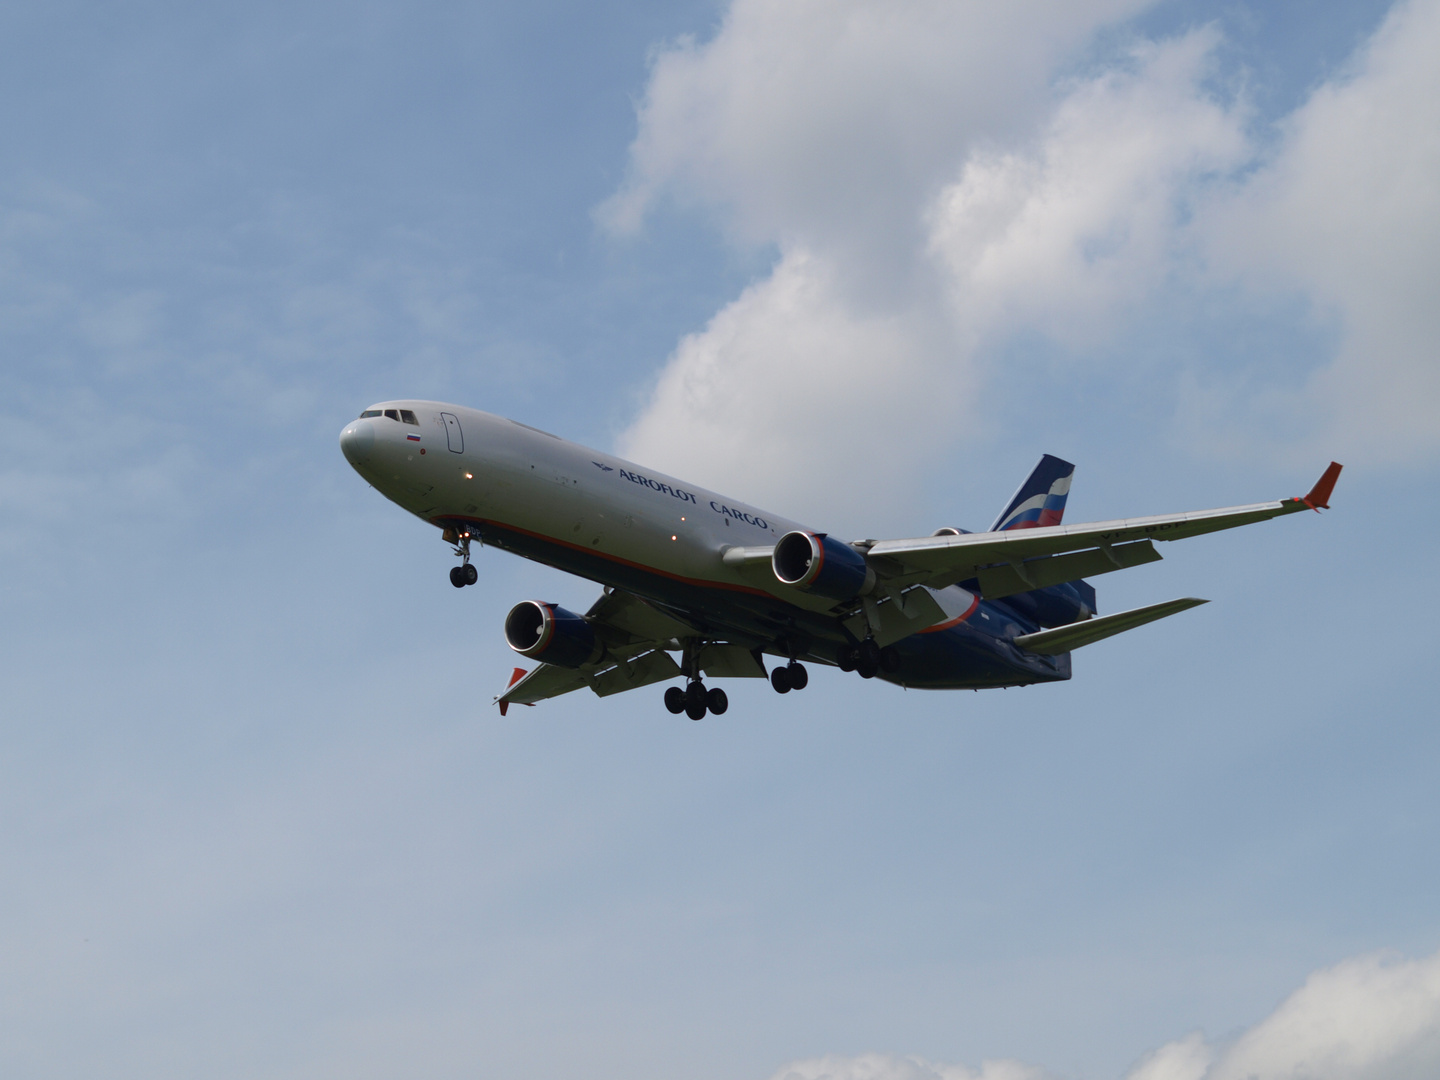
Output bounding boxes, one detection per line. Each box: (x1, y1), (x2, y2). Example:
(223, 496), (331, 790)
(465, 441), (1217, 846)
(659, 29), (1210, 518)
(2, 2), (1438, 1078)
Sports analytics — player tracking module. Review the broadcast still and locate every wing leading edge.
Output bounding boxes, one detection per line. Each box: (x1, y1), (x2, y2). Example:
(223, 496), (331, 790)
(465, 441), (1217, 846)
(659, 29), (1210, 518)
(864, 462), (1342, 593)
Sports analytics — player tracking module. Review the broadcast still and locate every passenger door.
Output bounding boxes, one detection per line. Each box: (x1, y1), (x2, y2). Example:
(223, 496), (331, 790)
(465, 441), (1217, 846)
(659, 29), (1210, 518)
(441, 412), (463, 453)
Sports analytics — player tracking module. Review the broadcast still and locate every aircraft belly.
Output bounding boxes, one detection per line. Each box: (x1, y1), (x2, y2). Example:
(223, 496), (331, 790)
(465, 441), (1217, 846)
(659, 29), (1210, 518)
(884, 620), (1071, 689)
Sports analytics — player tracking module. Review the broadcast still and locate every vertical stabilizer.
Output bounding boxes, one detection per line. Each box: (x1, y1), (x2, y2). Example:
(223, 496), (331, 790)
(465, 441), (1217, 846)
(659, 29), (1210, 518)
(990, 454), (1075, 532)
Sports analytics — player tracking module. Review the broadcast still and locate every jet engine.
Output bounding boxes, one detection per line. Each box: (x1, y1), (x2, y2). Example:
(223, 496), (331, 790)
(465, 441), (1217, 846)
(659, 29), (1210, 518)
(504, 600), (603, 668)
(772, 530), (875, 601)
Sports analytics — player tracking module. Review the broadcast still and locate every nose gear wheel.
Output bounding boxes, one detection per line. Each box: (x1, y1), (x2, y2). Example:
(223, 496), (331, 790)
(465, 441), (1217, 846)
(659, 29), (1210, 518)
(448, 530), (479, 587)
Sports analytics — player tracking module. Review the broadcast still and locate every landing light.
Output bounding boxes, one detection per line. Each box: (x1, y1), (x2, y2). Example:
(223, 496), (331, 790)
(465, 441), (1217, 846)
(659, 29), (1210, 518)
(464, 472), (473, 479)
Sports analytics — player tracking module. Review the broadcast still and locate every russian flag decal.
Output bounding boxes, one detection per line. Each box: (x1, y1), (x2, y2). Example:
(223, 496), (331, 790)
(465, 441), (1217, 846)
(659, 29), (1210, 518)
(407, 433), (421, 441)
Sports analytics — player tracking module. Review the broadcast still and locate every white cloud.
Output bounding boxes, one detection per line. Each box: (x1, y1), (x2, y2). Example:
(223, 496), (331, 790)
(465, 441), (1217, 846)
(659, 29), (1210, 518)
(927, 30), (1246, 349)
(611, 11), (1244, 518)
(766, 950), (1440, 1080)
(768, 1052), (1051, 1080)
(1204, 0), (1440, 465)
(610, 0), (1440, 517)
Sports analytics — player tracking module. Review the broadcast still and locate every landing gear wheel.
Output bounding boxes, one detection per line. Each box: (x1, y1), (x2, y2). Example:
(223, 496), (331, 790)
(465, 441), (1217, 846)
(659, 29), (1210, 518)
(684, 681), (708, 720)
(462, 563), (478, 586)
(664, 686), (685, 714)
(449, 566), (466, 588)
(770, 666), (792, 694)
(856, 638), (881, 679)
(706, 687), (728, 715)
(787, 662), (808, 690)
(837, 647), (859, 673)
(879, 646), (901, 673)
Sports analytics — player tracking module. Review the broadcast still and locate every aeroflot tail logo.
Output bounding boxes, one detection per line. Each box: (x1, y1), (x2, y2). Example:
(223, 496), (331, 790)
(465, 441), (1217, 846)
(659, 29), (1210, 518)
(618, 468), (697, 504)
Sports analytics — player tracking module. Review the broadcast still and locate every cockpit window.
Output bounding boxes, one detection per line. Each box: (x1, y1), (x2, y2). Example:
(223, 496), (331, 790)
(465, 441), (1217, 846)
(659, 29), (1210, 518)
(399, 409), (419, 425)
(360, 410), (382, 418)
(383, 409), (400, 421)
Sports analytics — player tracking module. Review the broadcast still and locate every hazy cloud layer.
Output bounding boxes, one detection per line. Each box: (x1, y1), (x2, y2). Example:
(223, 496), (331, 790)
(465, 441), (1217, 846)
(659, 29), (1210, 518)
(610, 0), (1440, 517)
(768, 950), (1440, 1080)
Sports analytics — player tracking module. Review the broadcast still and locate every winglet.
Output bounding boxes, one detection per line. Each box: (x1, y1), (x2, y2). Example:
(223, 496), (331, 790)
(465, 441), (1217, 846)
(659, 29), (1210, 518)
(1302, 462), (1343, 510)
(498, 666), (528, 716)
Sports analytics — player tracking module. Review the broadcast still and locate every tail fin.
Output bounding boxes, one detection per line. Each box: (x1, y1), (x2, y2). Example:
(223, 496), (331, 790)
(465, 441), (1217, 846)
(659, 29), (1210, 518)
(990, 454), (1075, 532)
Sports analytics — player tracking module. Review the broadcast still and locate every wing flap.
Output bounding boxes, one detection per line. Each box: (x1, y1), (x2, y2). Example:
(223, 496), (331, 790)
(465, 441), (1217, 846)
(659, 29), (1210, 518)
(591, 649), (682, 697)
(697, 643), (767, 679)
(973, 539), (1161, 599)
(1013, 597), (1208, 654)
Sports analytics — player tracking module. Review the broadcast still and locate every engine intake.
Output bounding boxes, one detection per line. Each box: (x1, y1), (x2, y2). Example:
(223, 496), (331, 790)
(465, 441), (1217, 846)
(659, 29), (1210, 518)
(504, 601), (603, 668)
(772, 530), (875, 601)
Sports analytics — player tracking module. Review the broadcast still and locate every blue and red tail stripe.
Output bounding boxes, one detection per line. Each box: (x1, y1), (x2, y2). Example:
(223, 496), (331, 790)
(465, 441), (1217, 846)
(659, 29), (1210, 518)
(990, 454), (1075, 533)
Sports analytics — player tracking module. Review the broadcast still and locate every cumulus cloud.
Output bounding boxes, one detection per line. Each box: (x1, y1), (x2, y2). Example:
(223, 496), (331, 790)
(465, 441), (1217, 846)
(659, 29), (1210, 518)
(1204, 0), (1440, 465)
(766, 950), (1440, 1080)
(769, 1053), (1050, 1080)
(609, 0), (1440, 517)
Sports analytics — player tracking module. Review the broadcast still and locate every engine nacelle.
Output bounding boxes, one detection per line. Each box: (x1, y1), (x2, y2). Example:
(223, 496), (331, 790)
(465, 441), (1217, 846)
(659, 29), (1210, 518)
(999, 580), (1098, 628)
(504, 601), (603, 668)
(772, 530), (875, 601)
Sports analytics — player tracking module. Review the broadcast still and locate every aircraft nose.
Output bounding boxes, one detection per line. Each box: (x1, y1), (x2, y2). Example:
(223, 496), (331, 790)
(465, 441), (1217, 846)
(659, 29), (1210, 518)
(340, 420), (375, 466)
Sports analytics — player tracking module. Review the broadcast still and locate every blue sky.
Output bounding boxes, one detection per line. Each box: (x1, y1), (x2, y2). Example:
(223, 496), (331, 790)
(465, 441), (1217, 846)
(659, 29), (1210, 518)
(3, 3), (1438, 1079)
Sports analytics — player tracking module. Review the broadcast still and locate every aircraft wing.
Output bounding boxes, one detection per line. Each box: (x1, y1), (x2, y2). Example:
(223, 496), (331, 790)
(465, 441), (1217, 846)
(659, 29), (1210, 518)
(494, 588), (766, 713)
(863, 462), (1342, 595)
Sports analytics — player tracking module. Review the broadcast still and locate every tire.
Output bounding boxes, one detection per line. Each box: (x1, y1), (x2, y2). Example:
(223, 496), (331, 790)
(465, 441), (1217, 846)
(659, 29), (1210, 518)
(685, 699), (707, 720)
(837, 647), (858, 673)
(664, 686), (685, 714)
(788, 663), (808, 690)
(879, 646), (901, 673)
(770, 666), (792, 694)
(462, 563), (478, 586)
(449, 566), (466, 588)
(706, 687), (728, 715)
(857, 657), (879, 679)
(859, 639), (882, 668)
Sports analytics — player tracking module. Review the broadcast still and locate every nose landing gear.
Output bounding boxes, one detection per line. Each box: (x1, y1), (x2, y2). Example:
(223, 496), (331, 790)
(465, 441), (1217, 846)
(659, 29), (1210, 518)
(447, 529), (479, 588)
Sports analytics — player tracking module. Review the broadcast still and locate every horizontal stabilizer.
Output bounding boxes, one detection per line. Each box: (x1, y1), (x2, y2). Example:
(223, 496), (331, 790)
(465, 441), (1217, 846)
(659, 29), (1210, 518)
(1013, 597), (1208, 655)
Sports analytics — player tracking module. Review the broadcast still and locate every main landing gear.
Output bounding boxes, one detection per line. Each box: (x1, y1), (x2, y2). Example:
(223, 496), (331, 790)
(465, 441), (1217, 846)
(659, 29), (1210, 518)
(770, 661), (809, 694)
(665, 681), (728, 720)
(448, 530), (479, 588)
(665, 639), (729, 719)
(837, 639), (900, 680)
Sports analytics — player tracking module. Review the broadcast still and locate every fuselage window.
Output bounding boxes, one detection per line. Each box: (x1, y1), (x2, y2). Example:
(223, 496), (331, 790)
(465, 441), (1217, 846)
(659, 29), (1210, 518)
(384, 409), (400, 421)
(360, 410), (382, 418)
(399, 409), (419, 425)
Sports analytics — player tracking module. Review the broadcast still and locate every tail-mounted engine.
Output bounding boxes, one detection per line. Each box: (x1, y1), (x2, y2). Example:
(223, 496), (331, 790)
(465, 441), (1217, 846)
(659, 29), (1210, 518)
(504, 601), (604, 668)
(772, 530), (875, 601)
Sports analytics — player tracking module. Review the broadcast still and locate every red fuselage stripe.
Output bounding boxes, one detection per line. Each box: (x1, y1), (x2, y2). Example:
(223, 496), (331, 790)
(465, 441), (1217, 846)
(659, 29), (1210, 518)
(432, 514), (777, 598)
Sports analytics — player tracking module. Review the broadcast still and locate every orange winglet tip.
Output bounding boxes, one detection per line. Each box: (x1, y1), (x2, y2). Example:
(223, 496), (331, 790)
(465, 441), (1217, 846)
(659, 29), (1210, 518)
(1302, 461), (1343, 510)
(498, 667), (529, 716)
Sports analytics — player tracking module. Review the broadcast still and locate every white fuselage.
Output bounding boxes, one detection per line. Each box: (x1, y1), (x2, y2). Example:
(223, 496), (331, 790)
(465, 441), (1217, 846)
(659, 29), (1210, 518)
(341, 400), (979, 618)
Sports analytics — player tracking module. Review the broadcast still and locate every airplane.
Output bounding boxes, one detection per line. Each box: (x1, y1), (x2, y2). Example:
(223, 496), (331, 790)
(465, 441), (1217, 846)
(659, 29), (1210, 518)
(339, 401), (1341, 720)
